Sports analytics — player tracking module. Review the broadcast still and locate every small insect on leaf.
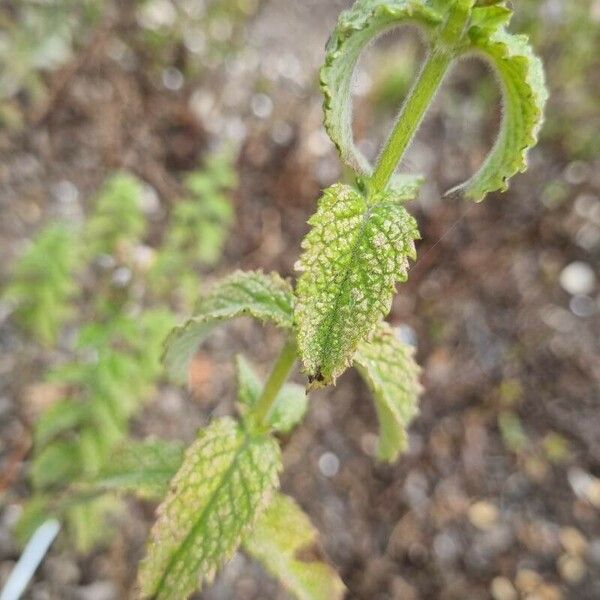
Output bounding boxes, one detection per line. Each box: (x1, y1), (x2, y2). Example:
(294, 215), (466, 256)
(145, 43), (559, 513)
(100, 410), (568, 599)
(138, 417), (281, 600)
(354, 322), (422, 462)
(244, 493), (346, 600)
(163, 270), (295, 382)
(295, 183), (420, 388)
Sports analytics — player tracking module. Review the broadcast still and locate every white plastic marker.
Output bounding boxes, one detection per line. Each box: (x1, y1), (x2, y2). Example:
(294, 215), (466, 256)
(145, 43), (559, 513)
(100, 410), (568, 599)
(0, 519), (61, 600)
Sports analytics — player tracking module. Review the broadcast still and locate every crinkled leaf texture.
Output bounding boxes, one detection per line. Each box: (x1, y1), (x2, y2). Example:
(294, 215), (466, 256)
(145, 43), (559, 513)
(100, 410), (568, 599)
(90, 439), (185, 500)
(295, 183), (419, 387)
(236, 355), (307, 433)
(451, 2), (548, 200)
(244, 494), (346, 600)
(163, 271), (294, 382)
(321, 0), (546, 200)
(321, 0), (443, 174)
(138, 417), (281, 600)
(354, 322), (422, 462)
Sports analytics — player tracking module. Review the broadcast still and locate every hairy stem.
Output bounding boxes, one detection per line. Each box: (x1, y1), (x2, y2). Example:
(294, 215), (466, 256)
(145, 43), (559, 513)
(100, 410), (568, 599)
(252, 339), (298, 428)
(369, 0), (473, 193)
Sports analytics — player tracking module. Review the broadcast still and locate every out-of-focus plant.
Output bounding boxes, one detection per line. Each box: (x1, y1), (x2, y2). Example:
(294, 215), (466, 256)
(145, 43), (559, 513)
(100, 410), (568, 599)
(6, 152), (235, 552)
(3, 225), (81, 346)
(148, 150), (235, 307)
(0, 0), (100, 126)
(513, 0), (600, 158)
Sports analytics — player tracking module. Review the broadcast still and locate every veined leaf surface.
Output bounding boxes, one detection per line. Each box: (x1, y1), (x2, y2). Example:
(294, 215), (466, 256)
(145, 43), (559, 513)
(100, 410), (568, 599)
(295, 183), (419, 387)
(138, 417), (281, 600)
(164, 270), (294, 382)
(244, 494), (346, 600)
(354, 322), (422, 461)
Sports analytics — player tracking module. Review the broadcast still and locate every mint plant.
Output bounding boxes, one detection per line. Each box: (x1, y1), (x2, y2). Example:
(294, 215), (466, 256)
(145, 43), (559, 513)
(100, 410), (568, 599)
(6, 155), (234, 552)
(129, 1), (547, 598)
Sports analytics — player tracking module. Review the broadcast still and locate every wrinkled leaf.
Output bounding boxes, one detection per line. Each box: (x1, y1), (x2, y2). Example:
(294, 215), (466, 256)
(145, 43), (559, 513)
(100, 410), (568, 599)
(164, 271), (294, 382)
(354, 322), (422, 461)
(295, 184), (419, 387)
(138, 417), (281, 600)
(244, 494), (346, 600)
(321, 0), (443, 173)
(450, 3), (548, 200)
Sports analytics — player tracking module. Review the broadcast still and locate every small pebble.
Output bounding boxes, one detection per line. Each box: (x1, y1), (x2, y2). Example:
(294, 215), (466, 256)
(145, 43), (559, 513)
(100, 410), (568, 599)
(515, 569), (542, 593)
(75, 581), (118, 600)
(468, 501), (499, 530)
(559, 261), (596, 295)
(490, 576), (518, 600)
(318, 452), (340, 478)
(569, 294), (596, 317)
(557, 553), (586, 584)
(536, 584), (563, 600)
(559, 527), (588, 556)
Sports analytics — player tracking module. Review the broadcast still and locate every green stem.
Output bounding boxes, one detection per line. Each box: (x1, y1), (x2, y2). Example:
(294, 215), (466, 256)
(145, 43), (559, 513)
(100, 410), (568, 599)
(252, 339), (298, 428)
(369, 1), (472, 193)
(369, 49), (451, 193)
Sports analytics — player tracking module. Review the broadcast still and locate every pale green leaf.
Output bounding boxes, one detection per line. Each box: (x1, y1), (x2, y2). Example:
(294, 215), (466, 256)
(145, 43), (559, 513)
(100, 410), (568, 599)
(236, 355), (308, 433)
(90, 439), (185, 500)
(66, 496), (122, 554)
(354, 322), (422, 462)
(244, 494), (346, 600)
(295, 184), (419, 387)
(450, 6), (548, 200)
(31, 441), (80, 489)
(14, 495), (52, 546)
(320, 0), (443, 173)
(4, 223), (80, 345)
(33, 399), (85, 447)
(164, 271), (294, 382)
(138, 417), (281, 600)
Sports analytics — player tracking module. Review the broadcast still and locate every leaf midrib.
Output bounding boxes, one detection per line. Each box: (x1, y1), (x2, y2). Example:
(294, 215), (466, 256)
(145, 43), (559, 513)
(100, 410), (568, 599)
(152, 432), (252, 597)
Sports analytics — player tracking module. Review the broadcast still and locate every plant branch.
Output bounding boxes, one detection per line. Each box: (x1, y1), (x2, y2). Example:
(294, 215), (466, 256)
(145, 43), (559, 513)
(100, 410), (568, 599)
(252, 339), (298, 428)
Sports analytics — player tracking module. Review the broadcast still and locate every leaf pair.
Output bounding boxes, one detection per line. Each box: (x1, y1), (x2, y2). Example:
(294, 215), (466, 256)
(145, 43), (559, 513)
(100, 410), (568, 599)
(165, 269), (423, 463)
(321, 0), (547, 201)
(137, 418), (345, 600)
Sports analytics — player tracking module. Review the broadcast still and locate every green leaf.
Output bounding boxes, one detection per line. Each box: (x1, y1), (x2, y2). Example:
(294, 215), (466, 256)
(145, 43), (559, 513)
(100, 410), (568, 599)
(33, 399), (85, 447)
(320, 0), (443, 174)
(354, 322), (422, 462)
(31, 441), (80, 489)
(164, 271), (294, 382)
(89, 439), (185, 500)
(450, 5), (547, 200)
(244, 494), (346, 600)
(14, 495), (52, 546)
(236, 355), (308, 433)
(295, 184), (419, 387)
(66, 495), (122, 554)
(4, 223), (81, 345)
(84, 173), (146, 255)
(138, 417), (281, 600)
